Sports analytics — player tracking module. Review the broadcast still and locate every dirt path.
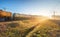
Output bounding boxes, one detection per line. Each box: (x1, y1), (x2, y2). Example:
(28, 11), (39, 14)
(25, 19), (48, 37)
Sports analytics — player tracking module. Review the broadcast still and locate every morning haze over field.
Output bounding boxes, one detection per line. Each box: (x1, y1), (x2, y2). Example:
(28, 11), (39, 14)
(0, 0), (60, 37)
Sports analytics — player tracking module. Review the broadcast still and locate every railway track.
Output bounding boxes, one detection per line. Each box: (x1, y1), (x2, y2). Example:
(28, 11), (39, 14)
(0, 20), (21, 24)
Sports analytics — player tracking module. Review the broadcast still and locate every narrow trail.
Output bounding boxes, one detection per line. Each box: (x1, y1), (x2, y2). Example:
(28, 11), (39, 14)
(0, 18), (49, 37)
(25, 19), (60, 37)
(25, 19), (48, 37)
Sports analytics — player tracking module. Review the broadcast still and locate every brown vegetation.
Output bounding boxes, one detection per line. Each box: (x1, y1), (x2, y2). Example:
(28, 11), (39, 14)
(0, 17), (60, 37)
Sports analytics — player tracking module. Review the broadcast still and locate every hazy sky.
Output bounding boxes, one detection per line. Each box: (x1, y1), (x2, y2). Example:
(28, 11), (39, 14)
(0, 0), (60, 16)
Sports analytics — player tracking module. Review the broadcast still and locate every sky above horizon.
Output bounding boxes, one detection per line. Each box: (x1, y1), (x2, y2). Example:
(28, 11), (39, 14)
(0, 0), (60, 16)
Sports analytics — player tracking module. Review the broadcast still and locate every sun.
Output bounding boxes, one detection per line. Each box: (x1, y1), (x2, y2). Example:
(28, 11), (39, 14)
(35, 10), (51, 18)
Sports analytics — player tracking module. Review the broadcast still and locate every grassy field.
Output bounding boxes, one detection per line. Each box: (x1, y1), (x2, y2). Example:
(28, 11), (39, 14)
(26, 20), (60, 37)
(0, 17), (60, 37)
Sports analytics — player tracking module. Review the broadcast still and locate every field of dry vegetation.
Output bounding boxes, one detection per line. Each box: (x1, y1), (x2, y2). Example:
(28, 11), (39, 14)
(0, 17), (60, 37)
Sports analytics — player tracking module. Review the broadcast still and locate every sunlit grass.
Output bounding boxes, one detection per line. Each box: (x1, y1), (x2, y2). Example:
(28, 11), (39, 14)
(0, 17), (60, 37)
(26, 20), (60, 37)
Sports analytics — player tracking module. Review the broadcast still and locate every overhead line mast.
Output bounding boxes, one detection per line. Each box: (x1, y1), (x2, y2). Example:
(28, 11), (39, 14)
(53, 11), (56, 20)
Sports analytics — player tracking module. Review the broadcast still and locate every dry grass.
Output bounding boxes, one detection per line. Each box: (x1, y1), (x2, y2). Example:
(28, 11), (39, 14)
(0, 18), (60, 37)
(26, 20), (60, 37)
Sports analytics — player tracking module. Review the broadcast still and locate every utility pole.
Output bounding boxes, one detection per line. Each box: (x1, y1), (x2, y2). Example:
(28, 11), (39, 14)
(53, 11), (55, 20)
